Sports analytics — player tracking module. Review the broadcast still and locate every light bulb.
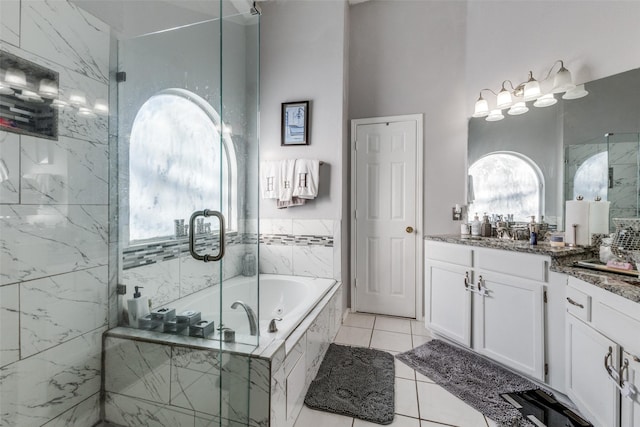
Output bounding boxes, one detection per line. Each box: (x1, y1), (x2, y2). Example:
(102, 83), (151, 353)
(93, 98), (109, 115)
(508, 102), (529, 116)
(552, 65), (575, 93)
(562, 84), (589, 100)
(77, 107), (97, 118)
(69, 90), (87, 107)
(4, 68), (27, 88)
(486, 109), (504, 122)
(38, 79), (58, 98)
(533, 93), (557, 108)
(473, 95), (489, 118)
(496, 89), (512, 109)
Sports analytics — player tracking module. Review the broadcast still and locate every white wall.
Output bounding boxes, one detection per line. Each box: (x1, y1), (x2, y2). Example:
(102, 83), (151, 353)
(349, 0), (469, 234)
(259, 0), (348, 220)
(465, 1), (640, 115)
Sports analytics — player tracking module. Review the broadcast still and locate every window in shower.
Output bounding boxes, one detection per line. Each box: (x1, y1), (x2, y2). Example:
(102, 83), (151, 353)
(469, 152), (543, 222)
(128, 88), (236, 242)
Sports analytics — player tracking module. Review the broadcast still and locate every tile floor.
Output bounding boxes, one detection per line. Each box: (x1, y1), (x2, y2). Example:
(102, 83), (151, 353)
(293, 312), (498, 427)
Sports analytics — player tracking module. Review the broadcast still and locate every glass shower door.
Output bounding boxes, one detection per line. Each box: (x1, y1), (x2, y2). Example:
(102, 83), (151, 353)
(113, 1), (260, 425)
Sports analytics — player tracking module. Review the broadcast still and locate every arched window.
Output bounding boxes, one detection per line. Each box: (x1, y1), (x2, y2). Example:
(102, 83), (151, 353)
(468, 152), (543, 222)
(128, 88), (236, 242)
(573, 151), (608, 201)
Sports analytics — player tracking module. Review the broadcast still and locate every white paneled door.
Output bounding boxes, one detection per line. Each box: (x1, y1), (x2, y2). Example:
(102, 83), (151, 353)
(352, 115), (423, 318)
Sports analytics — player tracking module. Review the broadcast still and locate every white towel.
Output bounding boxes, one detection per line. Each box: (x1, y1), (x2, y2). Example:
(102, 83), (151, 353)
(260, 161), (279, 199)
(292, 159), (319, 199)
(278, 159), (296, 202)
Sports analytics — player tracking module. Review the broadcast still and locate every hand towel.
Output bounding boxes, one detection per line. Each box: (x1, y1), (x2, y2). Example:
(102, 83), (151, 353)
(278, 159), (296, 202)
(292, 159), (320, 199)
(260, 161), (279, 199)
(277, 197), (306, 209)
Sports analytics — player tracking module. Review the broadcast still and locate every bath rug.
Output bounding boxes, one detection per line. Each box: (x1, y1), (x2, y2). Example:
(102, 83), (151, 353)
(304, 343), (395, 425)
(397, 339), (541, 427)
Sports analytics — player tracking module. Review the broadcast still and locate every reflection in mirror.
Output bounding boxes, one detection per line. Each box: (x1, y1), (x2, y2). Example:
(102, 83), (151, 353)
(565, 132), (640, 231)
(469, 152), (543, 222)
(469, 68), (640, 231)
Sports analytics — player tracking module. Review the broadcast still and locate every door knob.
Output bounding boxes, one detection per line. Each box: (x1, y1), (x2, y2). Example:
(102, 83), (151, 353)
(406, 226), (414, 234)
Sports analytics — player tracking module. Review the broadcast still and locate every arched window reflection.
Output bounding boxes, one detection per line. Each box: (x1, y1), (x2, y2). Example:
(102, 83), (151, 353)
(469, 152), (543, 222)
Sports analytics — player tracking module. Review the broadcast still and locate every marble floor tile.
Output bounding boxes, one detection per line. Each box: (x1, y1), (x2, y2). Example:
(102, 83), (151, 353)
(410, 320), (432, 337)
(393, 354), (416, 380)
(375, 316), (412, 334)
(293, 405), (353, 427)
(354, 414), (421, 426)
(412, 335), (432, 349)
(395, 377), (419, 418)
(415, 371), (436, 384)
(343, 312), (376, 329)
(416, 382), (487, 427)
(370, 330), (413, 352)
(334, 325), (372, 347)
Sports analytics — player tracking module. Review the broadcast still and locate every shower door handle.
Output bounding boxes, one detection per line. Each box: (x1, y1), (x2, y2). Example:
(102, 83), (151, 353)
(189, 209), (225, 262)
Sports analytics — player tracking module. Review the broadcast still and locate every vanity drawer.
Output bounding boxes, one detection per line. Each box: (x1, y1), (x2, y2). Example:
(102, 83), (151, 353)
(475, 248), (548, 282)
(566, 286), (591, 322)
(425, 241), (473, 267)
(592, 301), (640, 355)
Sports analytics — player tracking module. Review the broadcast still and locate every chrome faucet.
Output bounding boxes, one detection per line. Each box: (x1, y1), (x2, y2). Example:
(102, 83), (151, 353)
(231, 301), (258, 336)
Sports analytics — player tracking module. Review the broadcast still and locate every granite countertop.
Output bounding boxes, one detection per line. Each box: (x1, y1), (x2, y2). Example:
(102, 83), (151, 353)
(425, 234), (640, 304)
(424, 234), (592, 258)
(551, 265), (640, 303)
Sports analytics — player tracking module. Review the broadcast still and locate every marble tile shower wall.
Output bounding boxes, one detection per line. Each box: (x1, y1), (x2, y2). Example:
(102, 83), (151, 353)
(0, 2), (110, 426)
(565, 141), (640, 221)
(258, 219), (341, 281)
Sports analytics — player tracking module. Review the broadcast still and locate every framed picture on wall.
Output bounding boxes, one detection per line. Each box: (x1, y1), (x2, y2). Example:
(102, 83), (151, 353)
(281, 101), (310, 146)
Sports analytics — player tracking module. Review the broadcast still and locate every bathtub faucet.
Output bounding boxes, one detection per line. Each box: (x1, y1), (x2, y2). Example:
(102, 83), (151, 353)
(230, 301), (258, 336)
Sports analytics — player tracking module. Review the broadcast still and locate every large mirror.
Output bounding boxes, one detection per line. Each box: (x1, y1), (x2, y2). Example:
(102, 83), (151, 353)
(468, 68), (640, 231)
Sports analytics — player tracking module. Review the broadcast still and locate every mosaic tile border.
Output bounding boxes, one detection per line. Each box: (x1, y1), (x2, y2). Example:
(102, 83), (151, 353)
(122, 233), (333, 270)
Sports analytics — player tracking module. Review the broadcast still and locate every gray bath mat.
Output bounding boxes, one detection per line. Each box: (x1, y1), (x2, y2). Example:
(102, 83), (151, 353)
(305, 343), (395, 425)
(397, 339), (539, 427)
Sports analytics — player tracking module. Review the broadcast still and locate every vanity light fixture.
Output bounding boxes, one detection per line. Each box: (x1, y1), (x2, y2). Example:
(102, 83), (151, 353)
(473, 59), (588, 122)
(4, 68), (27, 89)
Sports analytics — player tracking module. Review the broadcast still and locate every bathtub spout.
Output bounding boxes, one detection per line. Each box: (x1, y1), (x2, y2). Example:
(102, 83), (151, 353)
(230, 301), (258, 336)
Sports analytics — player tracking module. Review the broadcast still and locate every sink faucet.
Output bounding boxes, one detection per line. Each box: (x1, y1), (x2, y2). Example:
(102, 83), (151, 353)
(231, 301), (258, 336)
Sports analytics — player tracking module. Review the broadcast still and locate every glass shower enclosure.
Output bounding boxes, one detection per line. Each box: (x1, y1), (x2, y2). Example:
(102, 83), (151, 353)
(110, 1), (260, 425)
(565, 132), (640, 231)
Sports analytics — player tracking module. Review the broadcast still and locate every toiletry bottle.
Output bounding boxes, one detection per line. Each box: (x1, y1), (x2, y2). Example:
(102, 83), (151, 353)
(471, 213), (481, 237)
(481, 213), (492, 237)
(529, 216), (538, 245)
(127, 286), (150, 328)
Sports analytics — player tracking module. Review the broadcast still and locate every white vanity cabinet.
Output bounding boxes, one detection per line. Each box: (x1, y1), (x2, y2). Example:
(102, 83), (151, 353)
(622, 352), (640, 427)
(566, 311), (620, 427)
(424, 240), (547, 381)
(565, 276), (640, 427)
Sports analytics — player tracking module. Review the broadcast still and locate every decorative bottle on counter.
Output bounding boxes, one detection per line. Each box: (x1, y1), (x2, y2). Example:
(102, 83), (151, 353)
(481, 213), (492, 237)
(127, 286), (150, 328)
(471, 213), (481, 237)
(529, 215), (538, 245)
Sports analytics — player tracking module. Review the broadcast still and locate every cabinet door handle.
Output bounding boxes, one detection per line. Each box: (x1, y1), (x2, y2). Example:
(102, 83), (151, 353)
(566, 297), (584, 309)
(464, 271), (470, 288)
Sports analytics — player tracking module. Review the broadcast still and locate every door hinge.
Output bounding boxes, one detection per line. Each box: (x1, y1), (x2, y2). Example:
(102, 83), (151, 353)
(116, 71), (126, 82)
(354, 278), (357, 288)
(116, 284), (127, 295)
(543, 290), (548, 303)
(544, 363), (549, 376)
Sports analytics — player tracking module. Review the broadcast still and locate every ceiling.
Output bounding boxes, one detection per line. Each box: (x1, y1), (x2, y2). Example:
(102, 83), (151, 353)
(72, 0), (253, 39)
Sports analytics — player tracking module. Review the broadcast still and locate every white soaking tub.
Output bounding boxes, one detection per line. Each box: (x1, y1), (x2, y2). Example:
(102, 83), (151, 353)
(157, 273), (336, 341)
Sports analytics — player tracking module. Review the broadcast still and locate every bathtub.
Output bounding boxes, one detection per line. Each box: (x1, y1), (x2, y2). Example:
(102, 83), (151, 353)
(156, 273), (336, 343)
(104, 275), (344, 427)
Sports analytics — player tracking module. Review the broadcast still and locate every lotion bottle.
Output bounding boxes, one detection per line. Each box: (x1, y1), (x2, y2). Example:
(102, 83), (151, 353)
(471, 213), (481, 237)
(127, 286), (150, 328)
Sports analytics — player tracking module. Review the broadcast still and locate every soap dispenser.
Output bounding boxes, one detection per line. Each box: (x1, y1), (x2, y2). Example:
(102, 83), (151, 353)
(127, 286), (150, 328)
(471, 213), (482, 237)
